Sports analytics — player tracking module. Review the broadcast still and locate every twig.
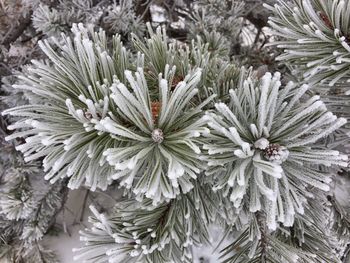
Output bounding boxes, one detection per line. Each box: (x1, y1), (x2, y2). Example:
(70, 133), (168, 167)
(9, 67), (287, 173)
(256, 212), (268, 261)
(135, 0), (152, 22)
(1, 10), (33, 49)
(80, 189), (90, 222)
(88, 193), (105, 212)
(254, 27), (262, 45)
(62, 207), (71, 237)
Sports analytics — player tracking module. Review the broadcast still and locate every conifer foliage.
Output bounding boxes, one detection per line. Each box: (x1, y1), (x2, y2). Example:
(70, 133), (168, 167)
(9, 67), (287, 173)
(204, 72), (347, 229)
(266, 0), (350, 86)
(1, 0), (350, 262)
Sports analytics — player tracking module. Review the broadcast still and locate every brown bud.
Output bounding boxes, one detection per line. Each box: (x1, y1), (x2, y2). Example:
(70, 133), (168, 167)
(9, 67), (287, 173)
(151, 101), (161, 123)
(319, 12), (333, 30)
(171, 75), (184, 91)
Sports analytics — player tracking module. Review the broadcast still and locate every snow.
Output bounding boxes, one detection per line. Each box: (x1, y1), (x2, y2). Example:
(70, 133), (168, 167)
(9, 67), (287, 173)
(43, 189), (89, 263)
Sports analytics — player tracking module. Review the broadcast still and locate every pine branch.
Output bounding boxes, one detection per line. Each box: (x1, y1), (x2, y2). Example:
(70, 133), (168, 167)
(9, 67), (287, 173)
(266, 0), (350, 86)
(203, 71), (347, 229)
(1, 4), (349, 262)
(75, 183), (215, 262)
(1, 10), (33, 49)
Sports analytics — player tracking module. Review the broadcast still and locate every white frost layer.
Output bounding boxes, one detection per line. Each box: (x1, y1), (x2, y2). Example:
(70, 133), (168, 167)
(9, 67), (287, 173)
(43, 189), (232, 263)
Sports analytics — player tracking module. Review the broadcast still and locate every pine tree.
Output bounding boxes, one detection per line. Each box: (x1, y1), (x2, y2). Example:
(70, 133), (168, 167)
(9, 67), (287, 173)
(1, 0), (349, 262)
